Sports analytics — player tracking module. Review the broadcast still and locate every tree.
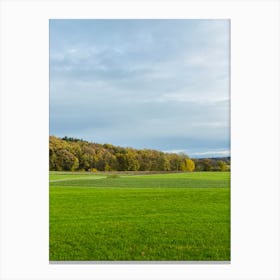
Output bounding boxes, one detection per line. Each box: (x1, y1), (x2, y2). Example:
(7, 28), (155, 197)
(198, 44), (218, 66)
(49, 136), (227, 172)
(49, 147), (57, 170)
(138, 150), (152, 171)
(116, 152), (139, 171)
(201, 158), (212, 171)
(185, 158), (195, 172)
(55, 149), (79, 171)
(180, 158), (195, 172)
(218, 160), (228, 171)
(166, 153), (181, 171)
(158, 154), (170, 171)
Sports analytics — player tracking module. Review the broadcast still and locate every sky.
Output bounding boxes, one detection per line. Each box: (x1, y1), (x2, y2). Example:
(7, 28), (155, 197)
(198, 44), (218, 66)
(50, 19), (230, 158)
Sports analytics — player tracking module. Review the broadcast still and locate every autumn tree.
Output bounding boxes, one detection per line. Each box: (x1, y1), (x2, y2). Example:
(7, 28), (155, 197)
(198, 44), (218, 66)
(55, 149), (79, 171)
(218, 160), (228, 171)
(185, 158), (195, 172)
(49, 136), (230, 172)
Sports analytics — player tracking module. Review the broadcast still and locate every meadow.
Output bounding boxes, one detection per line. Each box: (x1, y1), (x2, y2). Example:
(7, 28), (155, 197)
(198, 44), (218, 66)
(49, 172), (230, 261)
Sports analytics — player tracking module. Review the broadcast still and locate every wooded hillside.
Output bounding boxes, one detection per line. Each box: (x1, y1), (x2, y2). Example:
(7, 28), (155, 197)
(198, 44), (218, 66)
(49, 136), (229, 172)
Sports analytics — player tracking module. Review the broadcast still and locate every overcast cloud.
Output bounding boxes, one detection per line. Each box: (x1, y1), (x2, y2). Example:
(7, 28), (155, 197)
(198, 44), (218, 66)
(50, 19), (230, 158)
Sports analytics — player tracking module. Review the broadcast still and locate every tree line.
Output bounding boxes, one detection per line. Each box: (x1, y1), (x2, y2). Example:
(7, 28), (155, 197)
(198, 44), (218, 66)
(49, 136), (230, 172)
(193, 157), (230, 172)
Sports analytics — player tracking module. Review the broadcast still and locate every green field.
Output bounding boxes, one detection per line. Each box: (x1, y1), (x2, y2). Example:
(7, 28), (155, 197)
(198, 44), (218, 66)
(49, 172), (230, 261)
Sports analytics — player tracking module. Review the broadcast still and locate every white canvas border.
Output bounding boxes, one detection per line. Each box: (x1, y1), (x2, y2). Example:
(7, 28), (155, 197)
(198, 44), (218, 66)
(0, 0), (279, 279)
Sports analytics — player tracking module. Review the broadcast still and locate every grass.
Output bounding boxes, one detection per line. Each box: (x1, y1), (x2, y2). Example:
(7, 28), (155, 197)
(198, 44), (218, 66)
(49, 172), (230, 261)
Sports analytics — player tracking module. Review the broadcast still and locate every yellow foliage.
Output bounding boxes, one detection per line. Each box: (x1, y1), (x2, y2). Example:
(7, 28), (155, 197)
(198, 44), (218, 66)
(185, 158), (195, 172)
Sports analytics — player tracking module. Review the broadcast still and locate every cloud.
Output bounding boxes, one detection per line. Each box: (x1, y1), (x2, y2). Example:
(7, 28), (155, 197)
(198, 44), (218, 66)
(191, 150), (230, 157)
(50, 19), (230, 156)
(164, 149), (230, 158)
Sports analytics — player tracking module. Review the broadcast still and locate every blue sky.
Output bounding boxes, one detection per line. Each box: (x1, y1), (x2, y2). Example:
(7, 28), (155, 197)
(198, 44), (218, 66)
(50, 19), (230, 158)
